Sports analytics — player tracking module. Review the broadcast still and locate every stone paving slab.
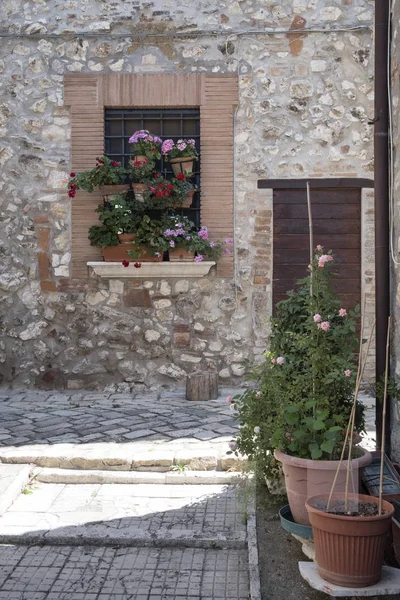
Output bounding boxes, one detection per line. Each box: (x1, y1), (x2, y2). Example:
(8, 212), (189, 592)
(0, 481), (247, 548)
(0, 544), (250, 599)
(0, 464), (33, 516)
(0, 389), (242, 471)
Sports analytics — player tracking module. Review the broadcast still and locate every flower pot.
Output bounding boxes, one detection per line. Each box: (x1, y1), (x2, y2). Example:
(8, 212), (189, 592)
(99, 184), (131, 203)
(274, 448), (372, 526)
(168, 190), (195, 208)
(118, 233), (135, 244)
(102, 244), (133, 262)
(170, 156), (195, 175)
(132, 182), (148, 203)
(306, 493), (394, 587)
(168, 248), (195, 262)
(136, 246), (163, 262)
(134, 155), (147, 163)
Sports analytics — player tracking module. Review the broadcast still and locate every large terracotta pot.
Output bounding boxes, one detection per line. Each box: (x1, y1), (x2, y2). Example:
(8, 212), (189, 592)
(274, 448), (372, 526)
(169, 248), (195, 262)
(99, 184), (131, 203)
(306, 493), (394, 587)
(118, 233), (135, 244)
(170, 156), (195, 175)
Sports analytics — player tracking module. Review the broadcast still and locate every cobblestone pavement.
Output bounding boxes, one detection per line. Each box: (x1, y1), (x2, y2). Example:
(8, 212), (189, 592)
(0, 389), (242, 470)
(0, 544), (249, 599)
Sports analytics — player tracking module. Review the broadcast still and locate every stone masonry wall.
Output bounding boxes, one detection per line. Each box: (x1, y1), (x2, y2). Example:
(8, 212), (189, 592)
(0, 0), (375, 390)
(391, 0), (400, 461)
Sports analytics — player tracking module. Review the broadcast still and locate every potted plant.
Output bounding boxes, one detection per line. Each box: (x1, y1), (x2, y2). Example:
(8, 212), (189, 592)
(88, 197), (136, 261)
(126, 215), (167, 262)
(68, 156), (129, 201)
(142, 174), (196, 209)
(229, 246), (371, 525)
(170, 173), (197, 207)
(129, 129), (162, 162)
(127, 156), (156, 202)
(161, 138), (199, 175)
(162, 215), (227, 262)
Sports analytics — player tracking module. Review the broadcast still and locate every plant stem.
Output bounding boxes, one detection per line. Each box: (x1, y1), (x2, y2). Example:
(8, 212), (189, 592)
(379, 316), (391, 516)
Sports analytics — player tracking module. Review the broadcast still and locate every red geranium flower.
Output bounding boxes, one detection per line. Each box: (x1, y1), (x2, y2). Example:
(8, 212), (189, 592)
(122, 260), (129, 268)
(70, 172), (76, 177)
(176, 172), (185, 181)
(134, 262), (141, 268)
(156, 190), (164, 197)
(111, 161), (119, 167)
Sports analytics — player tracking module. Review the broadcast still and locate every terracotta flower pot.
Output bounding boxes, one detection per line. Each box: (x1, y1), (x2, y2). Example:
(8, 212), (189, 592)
(132, 182), (148, 203)
(118, 233), (135, 244)
(170, 156), (195, 175)
(169, 248), (195, 262)
(306, 493), (394, 588)
(274, 448), (372, 526)
(134, 155), (147, 163)
(102, 244), (163, 262)
(99, 184), (131, 203)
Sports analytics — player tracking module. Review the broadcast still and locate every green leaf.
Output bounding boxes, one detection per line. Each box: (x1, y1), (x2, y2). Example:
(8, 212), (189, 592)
(286, 405), (299, 413)
(320, 439), (335, 454)
(309, 443), (323, 459)
(304, 399), (316, 409)
(286, 412), (298, 425)
(312, 419), (326, 431)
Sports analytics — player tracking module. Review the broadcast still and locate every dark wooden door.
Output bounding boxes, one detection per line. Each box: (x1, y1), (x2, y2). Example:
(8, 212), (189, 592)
(273, 187), (361, 308)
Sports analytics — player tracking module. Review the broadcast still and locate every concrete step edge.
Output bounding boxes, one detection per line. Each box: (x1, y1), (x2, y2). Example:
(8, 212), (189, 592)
(0, 465), (34, 516)
(32, 467), (245, 485)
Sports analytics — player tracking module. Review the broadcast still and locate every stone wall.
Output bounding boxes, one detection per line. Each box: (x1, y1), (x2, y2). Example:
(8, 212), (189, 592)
(0, 0), (375, 390)
(391, 0), (400, 460)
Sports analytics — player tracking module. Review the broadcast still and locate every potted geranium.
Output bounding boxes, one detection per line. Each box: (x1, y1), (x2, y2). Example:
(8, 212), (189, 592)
(127, 157), (156, 202)
(229, 246), (372, 526)
(88, 197), (136, 261)
(129, 130), (162, 161)
(126, 215), (166, 262)
(162, 215), (227, 262)
(68, 156), (129, 201)
(161, 138), (199, 175)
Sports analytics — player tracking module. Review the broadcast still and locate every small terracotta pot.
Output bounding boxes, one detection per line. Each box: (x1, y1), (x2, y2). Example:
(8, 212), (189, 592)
(99, 184), (131, 203)
(274, 448), (372, 526)
(168, 190), (195, 208)
(170, 156), (195, 175)
(134, 155), (147, 163)
(169, 248), (195, 262)
(306, 493), (394, 588)
(118, 233), (135, 244)
(132, 182), (148, 203)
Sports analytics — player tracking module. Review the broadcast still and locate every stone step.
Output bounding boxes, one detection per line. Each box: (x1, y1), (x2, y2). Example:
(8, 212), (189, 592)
(33, 467), (244, 485)
(0, 464), (33, 516)
(0, 481), (247, 549)
(0, 442), (243, 471)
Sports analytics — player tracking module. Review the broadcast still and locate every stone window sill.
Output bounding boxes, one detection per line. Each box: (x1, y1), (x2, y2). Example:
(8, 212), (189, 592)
(87, 261), (216, 278)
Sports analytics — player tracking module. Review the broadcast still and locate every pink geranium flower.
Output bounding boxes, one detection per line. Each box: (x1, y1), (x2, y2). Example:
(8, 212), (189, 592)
(318, 254), (334, 268)
(228, 441), (237, 451)
(226, 396), (233, 403)
(313, 314), (322, 323)
(320, 321), (330, 332)
(344, 369), (351, 377)
(276, 356), (285, 365)
(339, 308), (347, 317)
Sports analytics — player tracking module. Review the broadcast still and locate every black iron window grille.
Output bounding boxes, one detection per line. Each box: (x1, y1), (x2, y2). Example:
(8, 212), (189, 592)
(105, 108), (201, 227)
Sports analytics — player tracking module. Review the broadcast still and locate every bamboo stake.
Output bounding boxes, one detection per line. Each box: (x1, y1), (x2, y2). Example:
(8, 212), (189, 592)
(327, 318), (376, 511)
(306, 182), (313, 269)
(379, 316), (391, 515)
(344, 296), (367, 511)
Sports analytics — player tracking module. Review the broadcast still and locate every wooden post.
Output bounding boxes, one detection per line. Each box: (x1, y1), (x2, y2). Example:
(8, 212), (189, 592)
(186, 371), (219, 401)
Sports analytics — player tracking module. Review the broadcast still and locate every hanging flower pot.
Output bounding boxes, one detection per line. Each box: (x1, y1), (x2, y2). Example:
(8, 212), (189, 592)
(99, 184), (131, 203)
(168, 248), (195, 262)
(306, 493), (394, 588)
(132, 182), (148, 203)
(170, 156), (194, 175)
(133, 154), (147, 163)
(118, 233), (135, 244)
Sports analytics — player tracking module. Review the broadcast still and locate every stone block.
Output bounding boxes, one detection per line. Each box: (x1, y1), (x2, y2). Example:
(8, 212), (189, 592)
(124, 289), (152, 307)
(40, 281), (57, 292)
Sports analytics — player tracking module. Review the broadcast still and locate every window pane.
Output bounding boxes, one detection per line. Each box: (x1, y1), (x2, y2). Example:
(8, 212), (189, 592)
(106, 138), (124, 154)
(162, 119), (181, 136)
(183, 120), (198, 136)
(124, 119), (142, 136)
(143, 118), (162, 135)
(105, 120), (122, 136)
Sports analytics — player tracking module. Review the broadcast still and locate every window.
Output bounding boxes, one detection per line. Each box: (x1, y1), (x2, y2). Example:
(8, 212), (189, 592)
(105, 108), (201, 227)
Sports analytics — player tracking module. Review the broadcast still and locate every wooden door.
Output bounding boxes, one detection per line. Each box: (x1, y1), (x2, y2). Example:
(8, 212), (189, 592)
(273, 187), (361, 309)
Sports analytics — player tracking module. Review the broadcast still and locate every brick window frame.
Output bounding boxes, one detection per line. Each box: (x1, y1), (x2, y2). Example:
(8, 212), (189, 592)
(64, 73), (238, 278)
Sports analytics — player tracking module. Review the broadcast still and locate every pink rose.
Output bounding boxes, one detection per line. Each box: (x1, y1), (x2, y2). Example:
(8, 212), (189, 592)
(271, 358), (276, 364)
(320, 321), (330, 332)
(339, 308), (347, 317)
(316, 244), (323, 251)
(345, 369), (351, 377)
(318, 254), (333, 268)
(226, 396), (233, 403)
(313, 314), (322, 323)
(276, 356), (285, 365)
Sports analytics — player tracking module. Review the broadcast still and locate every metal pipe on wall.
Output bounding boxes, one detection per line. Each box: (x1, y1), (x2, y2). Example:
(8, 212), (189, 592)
(374, 0), (390, 451)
